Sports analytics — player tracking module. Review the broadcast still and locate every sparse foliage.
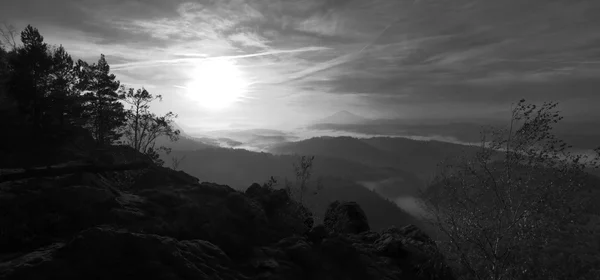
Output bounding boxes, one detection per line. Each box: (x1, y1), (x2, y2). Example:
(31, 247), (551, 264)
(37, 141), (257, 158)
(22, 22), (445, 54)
(420, 99), (600, 280)
(292, 155), (315, 204)
(281, 155), (325, 206)
(120, 86), (180, 166)
(170, 155), (186, 170)
(0, 23), (17, 50)
(263, 176), (278, 189)
(281, 155), (326, 224)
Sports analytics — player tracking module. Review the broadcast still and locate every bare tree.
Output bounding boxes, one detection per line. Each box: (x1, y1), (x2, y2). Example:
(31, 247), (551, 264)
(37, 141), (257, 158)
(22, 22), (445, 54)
(291, 155), (315, 204)
(419, 99), (600, 280)
(120, 86), (180, 165)
(170, 154), (186, 170)
(0, 22), (17, 50)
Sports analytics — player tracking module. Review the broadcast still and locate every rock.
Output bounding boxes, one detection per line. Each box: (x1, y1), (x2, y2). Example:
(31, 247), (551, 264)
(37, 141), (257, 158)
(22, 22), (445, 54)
(361, 231), (381, 243)
(321, 236), (359, 259)
(396, 224), (434, 245)
(323, 201), (370, 234)
(132, 166), (199, 189)
(256, 258), (280, 269)
(245, 183), (267, 197)
(0, 243), (73, 279)
(0, 179), (119, 254)
(134, 185), (271, 259)
(373, 234), (407, 258)
(192, 182), (237, 196)
(245, 183), (292, 217)
(307, 224), (328, 245)
(245, 182), (314, 238)
(0, 226), (248, 280)
(276, 235), (307, 248)
(371, 226), (455, 280)
(284, 239), (319, 272)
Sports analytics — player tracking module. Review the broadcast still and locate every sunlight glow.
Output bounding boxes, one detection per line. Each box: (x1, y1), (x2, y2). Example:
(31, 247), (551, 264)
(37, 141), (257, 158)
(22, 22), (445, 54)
(185, 58), (249, 110)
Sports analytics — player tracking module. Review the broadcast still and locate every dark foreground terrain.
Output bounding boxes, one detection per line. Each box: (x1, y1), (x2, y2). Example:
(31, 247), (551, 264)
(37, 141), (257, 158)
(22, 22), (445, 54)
(0, 131), (454, 280)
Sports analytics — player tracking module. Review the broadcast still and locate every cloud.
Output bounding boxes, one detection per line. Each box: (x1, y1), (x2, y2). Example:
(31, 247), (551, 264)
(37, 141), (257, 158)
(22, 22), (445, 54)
(110, 46), (331, 71)
(228, 32), (270, 49)
(3, 0), (600, 131)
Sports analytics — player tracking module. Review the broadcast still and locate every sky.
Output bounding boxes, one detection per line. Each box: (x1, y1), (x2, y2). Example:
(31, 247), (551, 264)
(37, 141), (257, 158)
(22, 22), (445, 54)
(2, 0), (600, 133)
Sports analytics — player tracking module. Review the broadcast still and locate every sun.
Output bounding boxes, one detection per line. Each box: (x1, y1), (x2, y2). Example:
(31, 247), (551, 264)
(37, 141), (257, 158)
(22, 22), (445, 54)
(184, 58), (248, 110)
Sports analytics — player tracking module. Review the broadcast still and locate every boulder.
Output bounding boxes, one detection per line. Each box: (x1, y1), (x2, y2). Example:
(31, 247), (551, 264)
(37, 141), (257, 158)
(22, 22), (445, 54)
(245, 183), (293, 217)
(131, 166), (199, 189)
(323, 201), (370, 234)
(245, 182), (314, 238)
(307, 224), (328, 245)
(0, 177), (120, 254)
(0, 226), (247, 280)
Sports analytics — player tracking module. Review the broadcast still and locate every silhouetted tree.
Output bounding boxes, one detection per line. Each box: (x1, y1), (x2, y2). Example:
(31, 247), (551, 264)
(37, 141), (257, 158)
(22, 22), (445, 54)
(420, 100), (600, 280)
(1, 24), (183, 168)
(46, 45), (82, 126)
(7, 25), (53, 132)
(1, 25), (85, 166)
(0, 43), (19, 140)
(80, 54), (126, 146)
(120, 86), (180, 165)
(0, 43), (9, 102)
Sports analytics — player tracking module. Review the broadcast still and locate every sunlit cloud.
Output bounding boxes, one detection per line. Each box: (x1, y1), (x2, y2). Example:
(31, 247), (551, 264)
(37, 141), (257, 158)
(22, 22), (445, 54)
(2, 0), (599, 131)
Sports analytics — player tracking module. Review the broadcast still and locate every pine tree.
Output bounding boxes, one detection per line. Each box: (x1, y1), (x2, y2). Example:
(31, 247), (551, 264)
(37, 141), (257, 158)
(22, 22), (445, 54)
(0, 43), (17, 126)
(7, 25), (52, 130)
(47, 45), (81, 126)
(0, 44), (9, 101)
(81, 54), (126, 146)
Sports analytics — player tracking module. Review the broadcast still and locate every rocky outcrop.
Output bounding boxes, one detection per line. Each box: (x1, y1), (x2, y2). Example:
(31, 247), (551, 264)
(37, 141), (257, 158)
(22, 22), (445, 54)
(246, 183), (314, 237)
(0, 226), (247, 280)
(0, 145), (455, 280)
(324, 200), (370, 234)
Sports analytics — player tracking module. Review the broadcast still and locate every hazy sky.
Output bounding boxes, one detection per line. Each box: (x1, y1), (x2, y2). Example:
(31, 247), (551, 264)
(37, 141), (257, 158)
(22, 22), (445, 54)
(2, 0), (599, 132)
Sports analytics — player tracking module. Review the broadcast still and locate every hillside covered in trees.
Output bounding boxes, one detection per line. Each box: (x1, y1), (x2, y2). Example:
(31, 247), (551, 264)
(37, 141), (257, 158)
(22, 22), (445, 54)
(0, 25), (180, 169)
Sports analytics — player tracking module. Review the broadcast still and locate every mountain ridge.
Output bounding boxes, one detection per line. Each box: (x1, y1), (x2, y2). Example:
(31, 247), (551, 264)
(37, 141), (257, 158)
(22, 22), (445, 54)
(315, 110), (370, 125)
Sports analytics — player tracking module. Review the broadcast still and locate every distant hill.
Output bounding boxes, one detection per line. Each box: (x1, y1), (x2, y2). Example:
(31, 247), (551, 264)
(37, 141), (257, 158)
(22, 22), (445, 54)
(315, 111), (370, 125)
(271, 136), (395, 166)
(361, 137), (481, 178)
(269, 136), (480, 185)
(153, 134), (217, 151)
(120, 122), (220, 152)
(308, 119), (600, 151)
(307, 121), (484, 145)
(160, 147), (423, 231)
(162, 147), (405, 189)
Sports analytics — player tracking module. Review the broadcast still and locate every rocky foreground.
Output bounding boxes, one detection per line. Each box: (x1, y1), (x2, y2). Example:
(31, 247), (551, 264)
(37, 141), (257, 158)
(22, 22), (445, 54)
(0, 146), (454, 280)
